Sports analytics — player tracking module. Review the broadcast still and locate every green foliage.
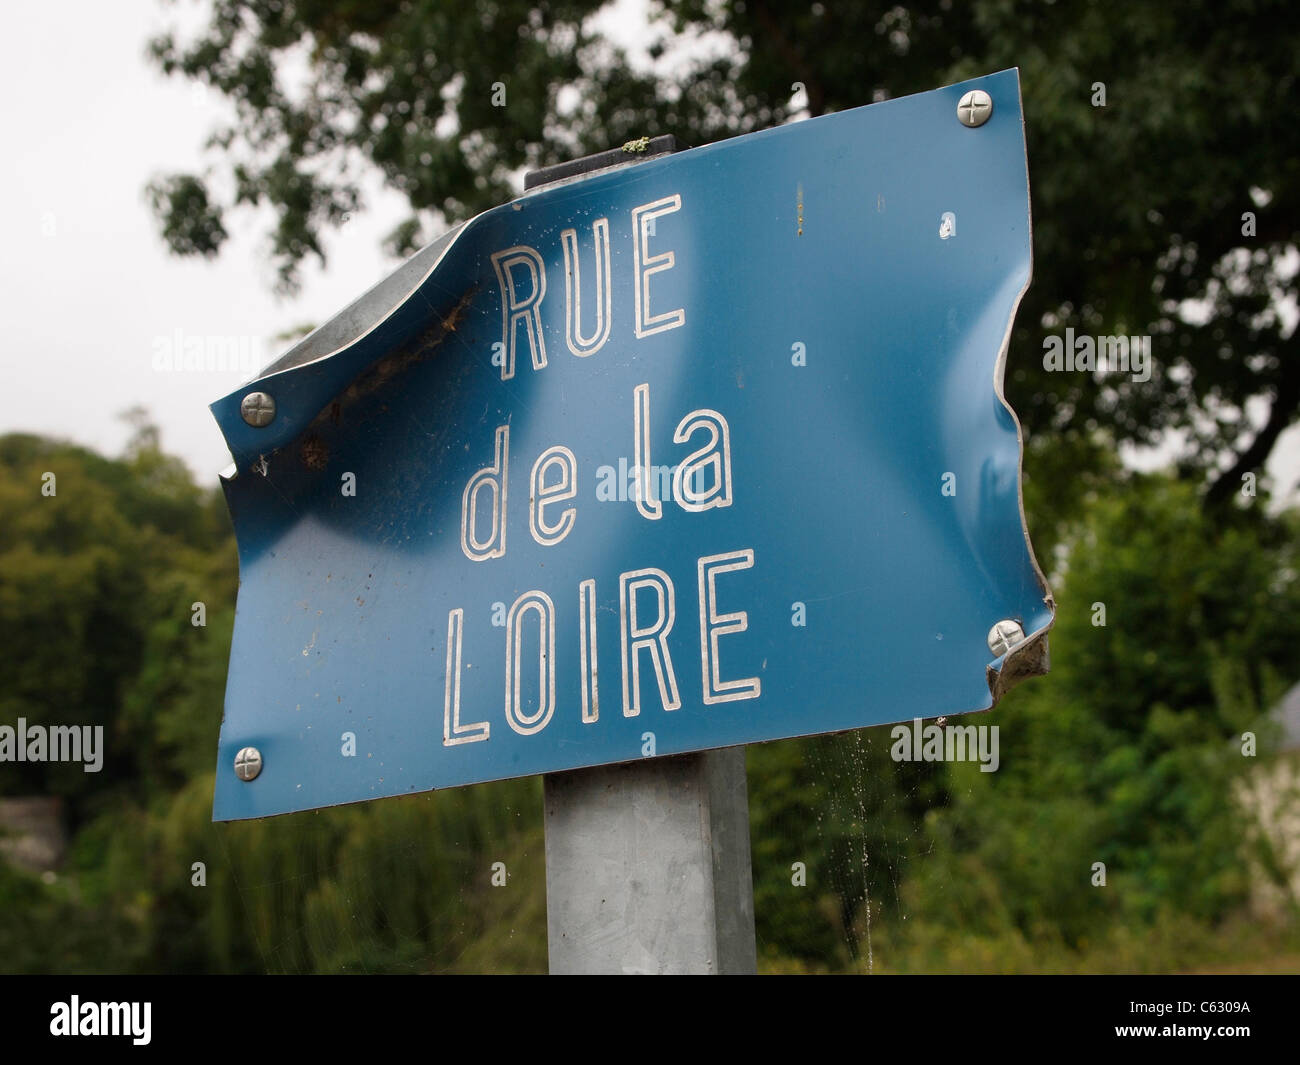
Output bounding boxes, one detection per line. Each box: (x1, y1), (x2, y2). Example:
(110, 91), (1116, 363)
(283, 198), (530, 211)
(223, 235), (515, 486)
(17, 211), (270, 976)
(747, 729), (948, 970)
(0, 431), (224, 807)
(90, 774), (548, 974)
(0, 858), (146, 974)
(145, 174), (227, 259)
(2, 424), (1298, 972)
(0, 425), (550, 972)
(867, 474), (1300, 969)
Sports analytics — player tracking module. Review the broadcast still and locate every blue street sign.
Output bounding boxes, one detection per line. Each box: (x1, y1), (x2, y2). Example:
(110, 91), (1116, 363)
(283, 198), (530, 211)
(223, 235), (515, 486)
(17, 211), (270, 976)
(211, 69), (1054, 821)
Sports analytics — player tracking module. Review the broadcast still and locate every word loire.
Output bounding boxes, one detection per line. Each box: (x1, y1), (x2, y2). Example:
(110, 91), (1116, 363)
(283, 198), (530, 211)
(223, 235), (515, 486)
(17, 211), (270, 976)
(461, 380), (732, 561)
(490, 193), (685, 380)
(443, 548), (762, 747)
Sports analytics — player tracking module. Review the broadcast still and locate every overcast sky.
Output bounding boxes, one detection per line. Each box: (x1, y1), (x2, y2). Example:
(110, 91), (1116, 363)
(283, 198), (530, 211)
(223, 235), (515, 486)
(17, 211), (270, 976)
(0, 0), (412, 478)
(3, 0), (1297, 504)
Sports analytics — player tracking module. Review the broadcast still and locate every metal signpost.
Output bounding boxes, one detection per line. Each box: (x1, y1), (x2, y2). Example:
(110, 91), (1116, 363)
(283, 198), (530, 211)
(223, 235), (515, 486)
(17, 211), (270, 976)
(209, 69), (1054, 974)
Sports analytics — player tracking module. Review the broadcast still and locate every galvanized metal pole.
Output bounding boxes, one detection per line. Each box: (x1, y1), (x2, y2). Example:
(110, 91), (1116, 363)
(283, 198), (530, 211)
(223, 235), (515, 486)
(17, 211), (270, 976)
(527, 141), (758, 975)
(544, 750), (757, 974)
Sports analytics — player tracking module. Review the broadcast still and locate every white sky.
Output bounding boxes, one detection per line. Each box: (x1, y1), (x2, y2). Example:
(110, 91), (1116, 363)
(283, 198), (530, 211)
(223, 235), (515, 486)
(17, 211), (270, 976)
(0, 0), (411, 478)
(1, 0), (1296, 506)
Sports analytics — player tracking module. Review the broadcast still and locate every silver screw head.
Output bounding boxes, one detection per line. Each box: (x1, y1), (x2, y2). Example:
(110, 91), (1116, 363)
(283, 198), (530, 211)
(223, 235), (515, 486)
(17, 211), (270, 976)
(957, 89), (993, 128)
(240, 392), (276, 428)
(987, 619), (1025, 658)
(234, 746), (263, 781)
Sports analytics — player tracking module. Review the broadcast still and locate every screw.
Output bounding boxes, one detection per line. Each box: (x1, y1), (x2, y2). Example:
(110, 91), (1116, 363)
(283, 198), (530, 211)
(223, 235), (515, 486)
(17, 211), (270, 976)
(957, 89), (993, 128)
(234, 746), (263, 781)
(987, 619), (1025, 658)
(240, 392), (276, 427)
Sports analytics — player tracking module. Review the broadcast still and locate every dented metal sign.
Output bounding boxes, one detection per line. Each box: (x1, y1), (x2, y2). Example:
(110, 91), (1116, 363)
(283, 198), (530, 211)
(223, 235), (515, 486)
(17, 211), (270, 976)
(210, 68), (1054, 821)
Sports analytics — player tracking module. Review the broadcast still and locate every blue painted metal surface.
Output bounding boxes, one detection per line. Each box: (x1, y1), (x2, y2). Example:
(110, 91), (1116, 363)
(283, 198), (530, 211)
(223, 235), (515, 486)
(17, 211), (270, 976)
(211, 69), (1053, 821)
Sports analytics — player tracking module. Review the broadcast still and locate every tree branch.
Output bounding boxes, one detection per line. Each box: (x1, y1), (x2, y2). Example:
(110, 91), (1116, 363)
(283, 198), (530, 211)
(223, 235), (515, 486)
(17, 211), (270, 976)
(1204, 362), (1300, 507)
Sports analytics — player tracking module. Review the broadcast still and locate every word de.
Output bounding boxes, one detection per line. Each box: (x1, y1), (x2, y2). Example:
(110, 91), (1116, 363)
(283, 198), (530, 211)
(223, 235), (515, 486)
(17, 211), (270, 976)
(460, 381), (733, 562)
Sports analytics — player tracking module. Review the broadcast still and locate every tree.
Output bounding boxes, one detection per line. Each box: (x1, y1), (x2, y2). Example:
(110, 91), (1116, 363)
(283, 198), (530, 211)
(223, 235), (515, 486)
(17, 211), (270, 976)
(146, 1), (1298, 506)
(0, 427), (549, 974)
(888, 474), (1300, 969)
